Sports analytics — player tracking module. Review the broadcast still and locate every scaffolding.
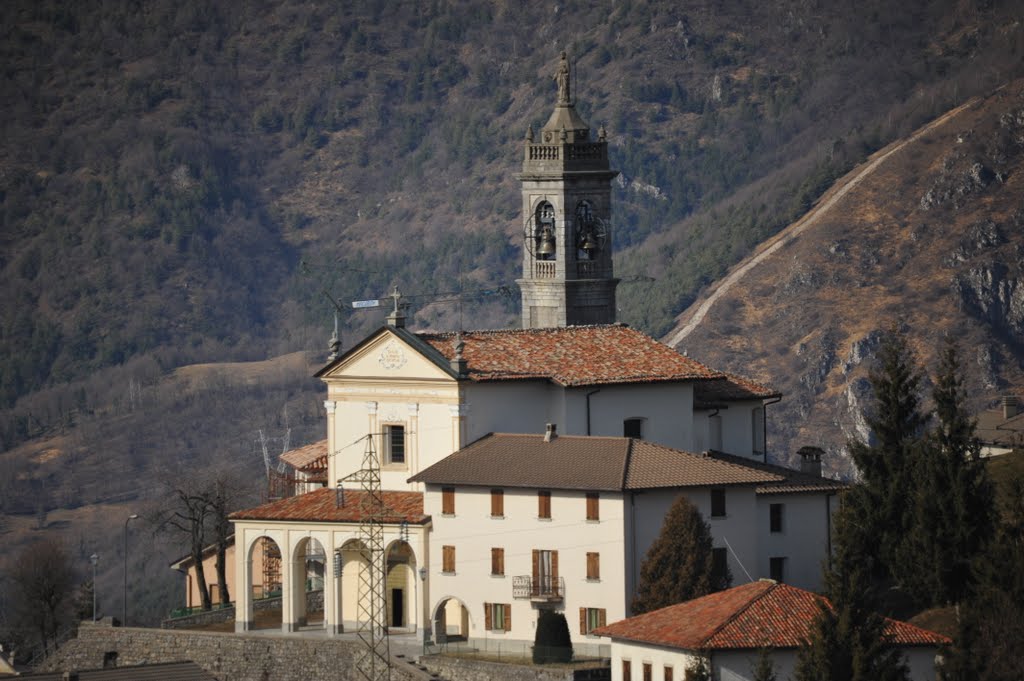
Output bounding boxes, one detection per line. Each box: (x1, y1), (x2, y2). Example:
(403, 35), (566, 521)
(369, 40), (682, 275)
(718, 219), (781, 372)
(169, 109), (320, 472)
(343, 435), (391, 681)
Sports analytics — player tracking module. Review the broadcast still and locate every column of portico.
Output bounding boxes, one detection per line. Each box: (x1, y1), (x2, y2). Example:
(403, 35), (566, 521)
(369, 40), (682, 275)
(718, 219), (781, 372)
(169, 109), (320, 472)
(286, 535), (308, 632)
(326, 542), (343, 635)
(235, 535), (254, 632)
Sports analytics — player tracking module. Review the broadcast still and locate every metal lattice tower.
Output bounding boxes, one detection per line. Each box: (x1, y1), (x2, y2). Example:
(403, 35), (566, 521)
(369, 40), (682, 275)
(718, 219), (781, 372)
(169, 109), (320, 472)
(343, 435), (391, 681)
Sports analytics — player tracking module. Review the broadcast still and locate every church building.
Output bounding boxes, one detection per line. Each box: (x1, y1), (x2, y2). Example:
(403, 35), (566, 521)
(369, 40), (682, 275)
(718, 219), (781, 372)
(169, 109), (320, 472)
(228, 54), (843, 654)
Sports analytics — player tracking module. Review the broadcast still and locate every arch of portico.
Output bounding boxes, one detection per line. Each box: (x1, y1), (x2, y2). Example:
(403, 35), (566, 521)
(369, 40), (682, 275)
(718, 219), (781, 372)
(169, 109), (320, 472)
(384, 540), (417, 631)
(235, 532), (285, 632)
(431, 596), (472, 645)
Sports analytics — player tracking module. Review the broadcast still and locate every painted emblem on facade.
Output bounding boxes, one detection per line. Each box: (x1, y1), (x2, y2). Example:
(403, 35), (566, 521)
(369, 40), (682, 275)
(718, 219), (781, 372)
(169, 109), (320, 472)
(378, 341), (407, 370)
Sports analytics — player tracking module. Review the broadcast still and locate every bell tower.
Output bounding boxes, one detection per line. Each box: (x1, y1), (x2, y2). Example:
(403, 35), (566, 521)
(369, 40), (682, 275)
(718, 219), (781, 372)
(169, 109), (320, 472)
(517, 52), (620, 328)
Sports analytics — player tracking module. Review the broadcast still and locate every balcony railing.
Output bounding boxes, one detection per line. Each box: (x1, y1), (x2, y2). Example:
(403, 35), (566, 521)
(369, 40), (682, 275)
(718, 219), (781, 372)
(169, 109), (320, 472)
(512, 575), (564, 601)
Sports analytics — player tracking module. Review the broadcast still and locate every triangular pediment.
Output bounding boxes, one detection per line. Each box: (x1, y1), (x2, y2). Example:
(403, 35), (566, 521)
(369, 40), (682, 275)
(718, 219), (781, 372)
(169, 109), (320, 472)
(316, 326), (458, 383)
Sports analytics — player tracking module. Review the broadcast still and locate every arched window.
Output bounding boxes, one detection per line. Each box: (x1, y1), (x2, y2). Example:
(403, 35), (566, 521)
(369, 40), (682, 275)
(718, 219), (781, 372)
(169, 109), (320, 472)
(534, 202), (556, 260)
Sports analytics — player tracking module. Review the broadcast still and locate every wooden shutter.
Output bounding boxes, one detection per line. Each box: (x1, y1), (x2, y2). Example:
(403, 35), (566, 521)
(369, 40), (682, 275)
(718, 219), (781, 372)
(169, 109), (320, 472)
(623, 660), (631, 680)
(551, 550), (558, 581)
(484, 603), (492, 629)
(443, 545), (455, 573)
(491, 548), (504, 575)
(442, 487), (454, 515)
(532, 549), (539, 581)
(664, 666), (673, 681)
(505, 603), (512, 630)
(586, 493), (599, 520)
(538, 490), (551, 518)
(491, 489), (504, 516)
(587, 552), (600, 580)
(598, 608), (606, 627)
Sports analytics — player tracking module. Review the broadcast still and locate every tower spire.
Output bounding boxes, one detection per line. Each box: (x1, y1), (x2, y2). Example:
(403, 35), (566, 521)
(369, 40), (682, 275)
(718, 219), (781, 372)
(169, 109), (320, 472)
(515, 54), (620, 328)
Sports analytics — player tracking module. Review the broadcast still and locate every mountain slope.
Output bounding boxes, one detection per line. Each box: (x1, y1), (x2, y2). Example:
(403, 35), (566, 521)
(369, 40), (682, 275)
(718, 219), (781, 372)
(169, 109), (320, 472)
(665, 80), (1024, 474)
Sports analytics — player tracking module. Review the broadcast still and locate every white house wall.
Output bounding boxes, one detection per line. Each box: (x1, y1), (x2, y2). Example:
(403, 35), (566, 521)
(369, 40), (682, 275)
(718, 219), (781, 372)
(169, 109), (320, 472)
(608, 639), (699, 681)
(424, 484), (628, 654)
(629, 487), (759, 601)
(718, 401), (763, 461)
(756, 492), (837, 592)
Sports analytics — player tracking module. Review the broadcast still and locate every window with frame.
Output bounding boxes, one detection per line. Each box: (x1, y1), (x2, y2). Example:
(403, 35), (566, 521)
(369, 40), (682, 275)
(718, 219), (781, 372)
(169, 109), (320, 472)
(711, 488), (726, 517)
(383, 424), (405, 465)
(623, 418), (644, 439)
(586, 552), (600, 581)
(484, 602), (511, 631)
(664, 666), (674, 681)
(643, 663), (653, 681)
(752, 407), (765, 454)
(586, 492), (600, 521)
(538, 490), (551, 519)
(579, 607), (606, 635)
(491, 488), (504, 517)
(770, 503), (784, 533)
(441, 487), (455, 515)
(711, 547), (728, 585)
(770, 556), (786, 583)
(442, 545), (455, 574)
(622, 660), (632, 680)
(491, 548), (505, 576)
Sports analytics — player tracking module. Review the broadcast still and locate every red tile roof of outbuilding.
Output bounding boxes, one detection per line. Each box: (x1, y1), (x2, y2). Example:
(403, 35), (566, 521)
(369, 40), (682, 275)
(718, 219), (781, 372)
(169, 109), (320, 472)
(594, 580), (950, 650)
(229, 487), (428, 524)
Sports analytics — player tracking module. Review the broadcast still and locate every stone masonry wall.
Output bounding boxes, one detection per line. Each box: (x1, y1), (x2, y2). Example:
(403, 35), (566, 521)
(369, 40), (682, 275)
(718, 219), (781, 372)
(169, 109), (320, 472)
(38, 623), (419, 681)
(419, 656), (595, 681)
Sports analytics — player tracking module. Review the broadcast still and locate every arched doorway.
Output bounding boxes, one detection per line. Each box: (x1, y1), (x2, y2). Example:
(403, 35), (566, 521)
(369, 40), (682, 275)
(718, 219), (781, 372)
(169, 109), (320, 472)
(293, 537), (326, 627)
(432, 597), (470, 644)
(246, 536), (283, 630)
(385, 541), (417, 631)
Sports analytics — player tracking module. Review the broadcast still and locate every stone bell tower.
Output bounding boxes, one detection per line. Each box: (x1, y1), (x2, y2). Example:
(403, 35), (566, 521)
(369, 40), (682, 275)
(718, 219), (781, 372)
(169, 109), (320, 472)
(516, 52), (620, 329)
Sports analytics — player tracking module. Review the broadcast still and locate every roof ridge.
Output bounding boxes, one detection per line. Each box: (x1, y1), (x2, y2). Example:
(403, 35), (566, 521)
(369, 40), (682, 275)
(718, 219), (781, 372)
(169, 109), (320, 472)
(700, 581), (779, 647)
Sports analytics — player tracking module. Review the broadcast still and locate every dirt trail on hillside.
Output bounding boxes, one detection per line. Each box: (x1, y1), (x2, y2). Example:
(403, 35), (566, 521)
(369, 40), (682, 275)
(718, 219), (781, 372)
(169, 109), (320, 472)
(663, 97), (980, 349)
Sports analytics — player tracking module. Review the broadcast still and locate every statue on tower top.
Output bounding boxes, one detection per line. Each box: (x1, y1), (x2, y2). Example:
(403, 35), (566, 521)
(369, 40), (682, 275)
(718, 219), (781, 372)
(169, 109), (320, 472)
(555, 51), (570, 105)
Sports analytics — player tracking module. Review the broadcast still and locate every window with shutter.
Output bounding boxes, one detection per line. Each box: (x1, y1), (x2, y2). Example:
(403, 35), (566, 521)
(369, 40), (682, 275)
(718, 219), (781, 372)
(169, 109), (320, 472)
(491, 488), (504, 517)
(491, 548), (504, 576)
(586, 552), (600, 581)
(643, 663), (653, 681)
(442, 545), (455, 573)
(711, 488), (726, 517)
(586, 492), (599, 521)
(538, 490), (551, 519)
(664, 666), (673, 681)
(441, 487), (455, 515)
(623, 660), (632, 680)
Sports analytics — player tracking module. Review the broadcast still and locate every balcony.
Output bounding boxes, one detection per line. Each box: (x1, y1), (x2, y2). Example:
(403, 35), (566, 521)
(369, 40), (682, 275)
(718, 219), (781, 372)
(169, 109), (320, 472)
(512, 575), (565, 602)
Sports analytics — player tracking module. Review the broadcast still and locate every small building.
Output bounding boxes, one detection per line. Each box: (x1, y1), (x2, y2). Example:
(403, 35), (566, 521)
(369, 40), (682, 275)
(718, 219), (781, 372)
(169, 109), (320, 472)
(594, 580), (950, 681)
(977, 395), (1024, 457)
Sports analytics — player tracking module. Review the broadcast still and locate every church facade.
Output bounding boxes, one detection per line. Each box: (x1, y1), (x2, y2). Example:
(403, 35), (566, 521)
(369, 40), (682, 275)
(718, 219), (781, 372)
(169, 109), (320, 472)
(228, 55), (842, 653)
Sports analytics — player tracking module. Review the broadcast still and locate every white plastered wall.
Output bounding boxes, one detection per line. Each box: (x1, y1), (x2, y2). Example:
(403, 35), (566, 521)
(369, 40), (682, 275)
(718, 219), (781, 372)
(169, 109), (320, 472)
(756, 491), (837, 592)
(423, 484), (627, 653)
(608, 639), (699, 681)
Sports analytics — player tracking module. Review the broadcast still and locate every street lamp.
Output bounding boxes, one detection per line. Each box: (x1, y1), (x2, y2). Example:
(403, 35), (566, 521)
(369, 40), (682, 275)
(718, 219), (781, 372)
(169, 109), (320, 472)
(123, 514), (139, 626)
(90, 553), (99, 623)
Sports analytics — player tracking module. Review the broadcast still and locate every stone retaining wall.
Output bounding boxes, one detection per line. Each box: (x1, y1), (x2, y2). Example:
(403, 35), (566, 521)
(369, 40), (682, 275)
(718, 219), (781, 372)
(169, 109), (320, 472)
(419, 656), (608, 681)
(38, 623), (418, 681)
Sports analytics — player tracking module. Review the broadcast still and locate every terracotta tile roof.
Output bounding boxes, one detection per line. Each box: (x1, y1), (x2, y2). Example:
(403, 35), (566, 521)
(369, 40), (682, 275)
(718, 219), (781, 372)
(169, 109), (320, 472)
(594, 580), (950, 651)
(408, 434), (782, 491)
(417, 325), (723, 387)
(694, 373), (781, 406)
(230, 487), (428, 524)
(706, 451), (848, 494)
(279, 439), (329, 472)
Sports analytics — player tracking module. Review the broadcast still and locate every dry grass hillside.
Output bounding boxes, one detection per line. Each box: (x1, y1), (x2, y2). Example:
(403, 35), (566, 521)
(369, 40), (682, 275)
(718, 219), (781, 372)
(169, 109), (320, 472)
(667, 80), (1024, 475)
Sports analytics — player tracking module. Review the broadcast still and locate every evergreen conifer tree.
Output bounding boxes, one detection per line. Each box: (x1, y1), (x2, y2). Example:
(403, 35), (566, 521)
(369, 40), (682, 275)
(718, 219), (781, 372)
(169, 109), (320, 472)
(896, 339), (994, 607)
(631, 495), (729, 615)
(845, 328), (927, 587)
(684, 654), (711, 681)
(751, 647), (778, 681)
(794, 509), (909, 681)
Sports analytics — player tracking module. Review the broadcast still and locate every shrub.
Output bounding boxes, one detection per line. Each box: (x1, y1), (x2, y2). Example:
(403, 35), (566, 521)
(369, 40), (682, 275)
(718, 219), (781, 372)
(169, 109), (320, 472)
(533, 609), (572, 664)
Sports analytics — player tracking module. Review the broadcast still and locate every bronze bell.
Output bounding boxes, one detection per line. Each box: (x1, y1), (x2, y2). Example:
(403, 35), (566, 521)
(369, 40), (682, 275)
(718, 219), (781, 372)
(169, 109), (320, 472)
(537, 227), (556, 257)
(580, 232), (599, 256)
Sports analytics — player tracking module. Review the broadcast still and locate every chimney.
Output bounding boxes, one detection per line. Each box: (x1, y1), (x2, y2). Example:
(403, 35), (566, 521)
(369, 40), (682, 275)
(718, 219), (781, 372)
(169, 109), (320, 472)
(544, 423), (557, 442)
(335, 481), (345, 508)
(797, 446), (824, 477)
(450, 334), (467, 377)
(1002, 395), (1019, 420)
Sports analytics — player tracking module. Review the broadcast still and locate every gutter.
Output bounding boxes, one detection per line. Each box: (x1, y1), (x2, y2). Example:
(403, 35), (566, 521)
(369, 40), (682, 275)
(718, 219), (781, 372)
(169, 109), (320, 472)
(585, 389), (601, 435)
